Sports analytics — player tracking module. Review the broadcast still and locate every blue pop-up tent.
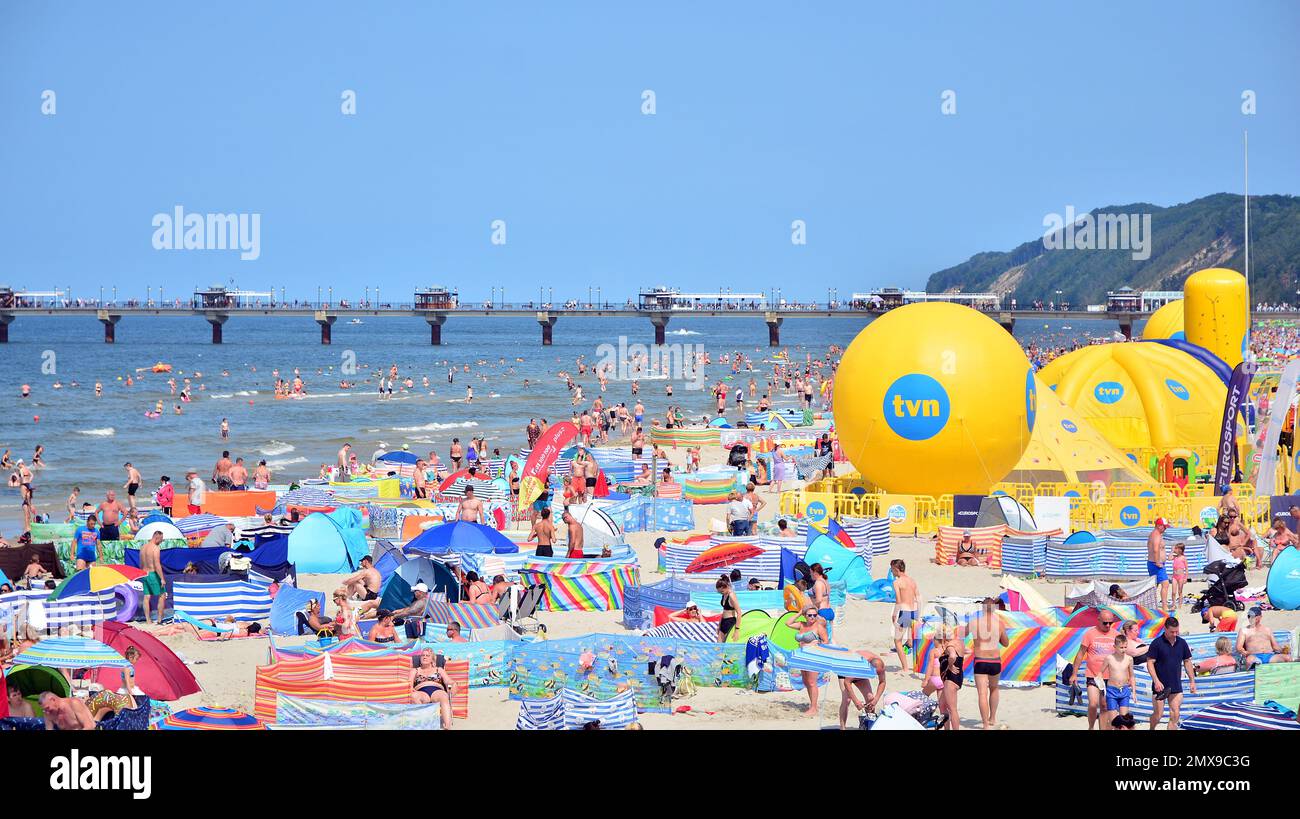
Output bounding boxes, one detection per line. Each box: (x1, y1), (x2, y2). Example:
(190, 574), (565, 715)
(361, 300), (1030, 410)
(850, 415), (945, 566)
(287, 508), (369, 573)
(1267, 547), (1300, 610)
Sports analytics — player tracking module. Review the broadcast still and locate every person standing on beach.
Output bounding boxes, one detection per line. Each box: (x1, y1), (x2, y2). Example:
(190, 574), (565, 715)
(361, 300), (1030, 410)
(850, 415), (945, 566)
(186, 470), (206, 514)
(212, 451), (233, 491)
(122, 463), (142, 515)
(1072, 611), (1119, 730)
(1147, 517), (1170, 612)
(73, 514), (100, 570)
(449, 439), (463, 471)
(65, 486), (79, 522)
(155, 476), (174, 516)
(336, 443), (351, 481)
(563, 508), (584, 559)
(890, 559), (919, 672)
(970, 596), (1009, 729)
(457, 485), (485, 524)
(1146, 617), (1196, 730)
(529, 507), (556, 557)
(97, 491), (126, 542)
(139, 530), (167, 625)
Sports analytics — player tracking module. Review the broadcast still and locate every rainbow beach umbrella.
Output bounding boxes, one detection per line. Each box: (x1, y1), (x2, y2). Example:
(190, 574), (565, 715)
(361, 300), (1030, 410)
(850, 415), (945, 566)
(48, 565), (148, 600)
(13, 637), (132, 669)
(158, 706), (266, 730)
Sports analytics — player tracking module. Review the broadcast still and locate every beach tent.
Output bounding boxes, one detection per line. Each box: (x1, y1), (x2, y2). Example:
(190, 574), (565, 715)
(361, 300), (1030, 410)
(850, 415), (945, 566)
(565, 503), (623, 551)
(1037, 342), (1230, 455)
(802, 535), (873, 595)
(975, 495), (1037, 530)
(269, 585), (326, 636)
(378, 557), (459, 612)
(287, 508), (369, 573)
(1267, 547), (1300, 610)
(133, 520), (185, 542)
(1003, 375), (1159, 486)
(91, 621), (200, 701)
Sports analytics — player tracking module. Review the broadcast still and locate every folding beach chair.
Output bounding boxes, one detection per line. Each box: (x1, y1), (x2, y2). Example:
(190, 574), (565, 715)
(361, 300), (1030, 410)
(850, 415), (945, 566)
(500, 583), (547, 639)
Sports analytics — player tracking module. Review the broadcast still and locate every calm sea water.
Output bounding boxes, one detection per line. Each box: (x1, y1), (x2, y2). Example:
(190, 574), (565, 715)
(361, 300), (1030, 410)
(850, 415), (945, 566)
(0, 313), (1117, 527)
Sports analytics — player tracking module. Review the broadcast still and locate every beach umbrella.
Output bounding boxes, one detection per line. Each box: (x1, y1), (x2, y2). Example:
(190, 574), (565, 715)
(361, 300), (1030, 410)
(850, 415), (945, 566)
(786, 643), (877, 679)
(406, 520), (518, 556)
(158, 705), (265, 730)
(13, 637), (131, 669)
(5, 664), (72, 698)
(47, 565), (148, 601)
(174, 513), (230, 538)
(377, 450), (419, 465)
(91, 621), (200, 701)
(686, 542), (763, 574)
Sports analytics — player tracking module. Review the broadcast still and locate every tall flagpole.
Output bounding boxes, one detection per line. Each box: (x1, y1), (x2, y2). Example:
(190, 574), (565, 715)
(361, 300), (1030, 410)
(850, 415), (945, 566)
(1244, 130), (1250, 288)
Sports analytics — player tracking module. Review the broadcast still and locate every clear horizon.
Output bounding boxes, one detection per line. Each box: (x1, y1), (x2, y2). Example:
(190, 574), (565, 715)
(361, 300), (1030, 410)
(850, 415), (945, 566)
(2, 1), (1298, 302)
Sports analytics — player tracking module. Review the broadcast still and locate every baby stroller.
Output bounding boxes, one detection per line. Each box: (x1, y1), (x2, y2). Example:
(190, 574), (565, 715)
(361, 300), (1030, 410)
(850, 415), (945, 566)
(1192, 560), (1248, 612)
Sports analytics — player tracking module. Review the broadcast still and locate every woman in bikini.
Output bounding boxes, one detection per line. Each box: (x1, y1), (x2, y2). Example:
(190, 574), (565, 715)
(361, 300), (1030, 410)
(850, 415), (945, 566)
(369, 610), (399, 643)
(715, 576), (743, 643)
(409, 648), (456, 729)
(788, 606), (829, 716)
(922, 629), (964, 729)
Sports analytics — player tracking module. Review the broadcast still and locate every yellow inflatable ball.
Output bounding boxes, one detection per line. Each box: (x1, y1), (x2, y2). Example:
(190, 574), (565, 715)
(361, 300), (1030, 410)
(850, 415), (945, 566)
(1141, 299), (1184, 341)
(833, 302), (1036, 496)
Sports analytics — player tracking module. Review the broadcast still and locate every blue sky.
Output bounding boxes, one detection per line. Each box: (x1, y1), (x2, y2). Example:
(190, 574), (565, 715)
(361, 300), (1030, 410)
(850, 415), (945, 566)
(1, 1), (1297, 303)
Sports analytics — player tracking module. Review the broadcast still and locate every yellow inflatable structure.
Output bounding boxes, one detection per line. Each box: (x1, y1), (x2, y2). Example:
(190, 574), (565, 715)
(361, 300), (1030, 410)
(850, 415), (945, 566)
(1141, 300), (1185, 341)
(833, 302), (1035, 496)
(1036, 342), (1225, 457)
(1004, 375), (1157, 486)
(1184, 267), (1249, 370)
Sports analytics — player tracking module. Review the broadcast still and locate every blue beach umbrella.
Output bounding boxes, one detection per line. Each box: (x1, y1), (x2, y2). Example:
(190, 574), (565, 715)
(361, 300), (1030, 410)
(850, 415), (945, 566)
(377, 451), (419, 465)
(13, 637), (132, 669)
(405, 520), (518, 555)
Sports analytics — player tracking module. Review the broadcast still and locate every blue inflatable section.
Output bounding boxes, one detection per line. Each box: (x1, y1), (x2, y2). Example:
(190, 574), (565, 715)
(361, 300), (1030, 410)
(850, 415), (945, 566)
(1142, 338), (1231, 386)
(1267, 548), (1300, 610)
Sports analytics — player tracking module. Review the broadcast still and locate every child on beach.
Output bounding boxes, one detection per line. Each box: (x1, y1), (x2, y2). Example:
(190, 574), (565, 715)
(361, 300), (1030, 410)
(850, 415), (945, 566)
(1171, 543), (1188, 609)
(1101, 634), (1134, 728)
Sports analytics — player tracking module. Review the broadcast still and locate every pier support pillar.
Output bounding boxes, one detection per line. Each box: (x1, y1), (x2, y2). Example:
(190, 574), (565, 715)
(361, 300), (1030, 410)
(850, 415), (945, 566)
(765, 312), (783, 347)
(425, 314), (446, 345)
(536, 312), (556, 345)
(0, 313), (12, 343)
(315, 311), (336, 345)
(207, 314), (228, 344)
(97, 310), (120, 344)
(650, 313), (670, 346)
(1119, 320), (1133, 340)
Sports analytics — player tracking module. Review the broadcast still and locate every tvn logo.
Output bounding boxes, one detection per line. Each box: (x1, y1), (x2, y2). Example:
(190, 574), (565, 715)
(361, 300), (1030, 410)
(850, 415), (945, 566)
(884, 374), (950, 441)
(1094, 381), (1124, 404)
(1166, 379), (1190, 400)
(1119, 505), (1141, 526)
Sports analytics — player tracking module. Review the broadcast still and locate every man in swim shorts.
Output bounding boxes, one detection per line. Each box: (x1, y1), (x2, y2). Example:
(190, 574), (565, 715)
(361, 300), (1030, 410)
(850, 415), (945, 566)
(890, 559), (919, 672)
(343, 555), (382, 602)
(971, 596), (1009, 729)
(1146, 517), (1170, 611)
(139, 530), (168, 625)
(1237, 607), (1290, 667)
(123, 462), (142, 515)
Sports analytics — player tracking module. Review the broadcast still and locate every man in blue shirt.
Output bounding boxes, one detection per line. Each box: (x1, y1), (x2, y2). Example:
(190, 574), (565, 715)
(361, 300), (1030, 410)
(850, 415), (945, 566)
(73, 514), (100, 570)
(1144, 616), (1198, 730)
